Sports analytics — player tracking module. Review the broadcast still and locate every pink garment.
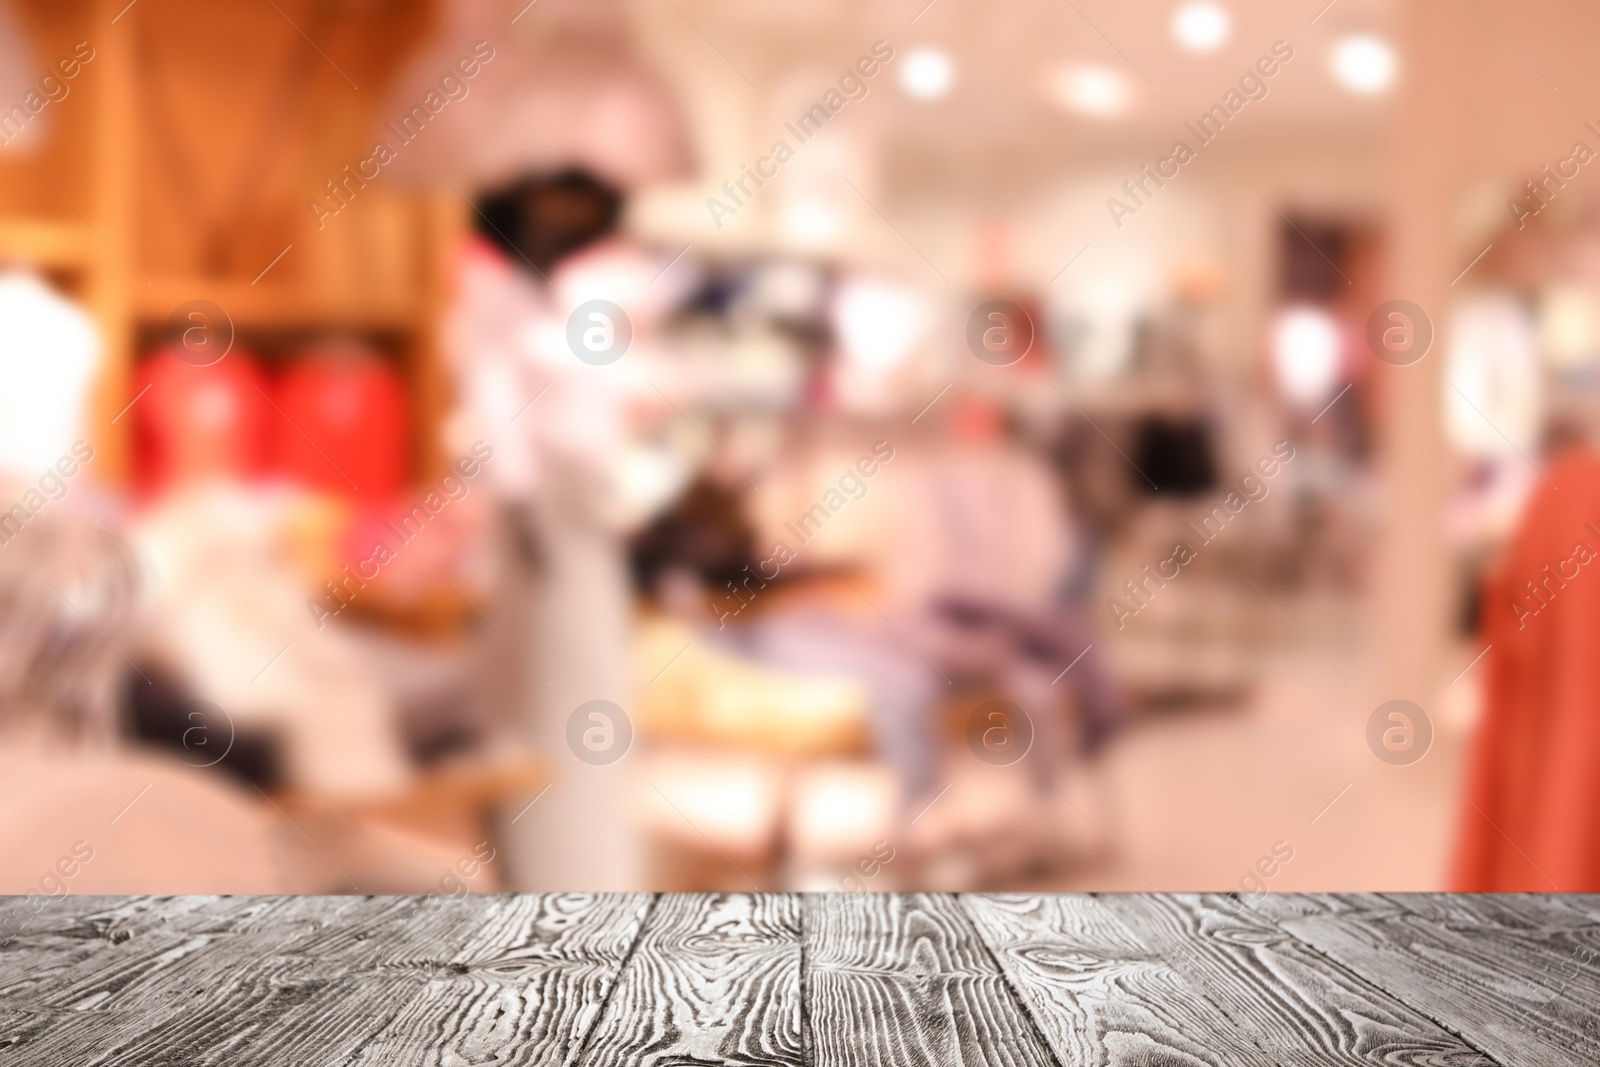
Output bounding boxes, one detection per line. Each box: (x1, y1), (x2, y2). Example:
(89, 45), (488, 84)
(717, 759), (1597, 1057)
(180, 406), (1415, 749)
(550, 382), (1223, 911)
(877, 441), (1073, 616)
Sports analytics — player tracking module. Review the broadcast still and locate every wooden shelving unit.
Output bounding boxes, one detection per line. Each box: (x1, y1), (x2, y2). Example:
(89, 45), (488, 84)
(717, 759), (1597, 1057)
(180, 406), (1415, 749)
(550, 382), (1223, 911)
(0, 217), (94, 270)
(2, 0), (463, 484)
(131, 279), (423, 333)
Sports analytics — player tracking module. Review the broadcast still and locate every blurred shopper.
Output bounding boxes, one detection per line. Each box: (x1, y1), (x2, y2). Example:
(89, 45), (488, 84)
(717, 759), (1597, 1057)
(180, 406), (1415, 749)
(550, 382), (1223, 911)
(664, 395), (1127, 838)
(890, 398), (1124, 785)
(1452, 447), (1600, 891)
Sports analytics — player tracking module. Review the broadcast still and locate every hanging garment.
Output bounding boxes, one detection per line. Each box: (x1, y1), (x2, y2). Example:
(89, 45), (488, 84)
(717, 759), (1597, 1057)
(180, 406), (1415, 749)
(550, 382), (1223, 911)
(135, 346), (272, 492)
(273, 344), (409, 501)
(0, 272), (98, 477)
(1452, 447), (1600, 891)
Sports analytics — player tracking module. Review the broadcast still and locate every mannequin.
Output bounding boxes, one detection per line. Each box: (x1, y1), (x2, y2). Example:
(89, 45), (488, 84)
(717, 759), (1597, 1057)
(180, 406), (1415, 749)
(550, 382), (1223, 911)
(448, 170), (663, 890)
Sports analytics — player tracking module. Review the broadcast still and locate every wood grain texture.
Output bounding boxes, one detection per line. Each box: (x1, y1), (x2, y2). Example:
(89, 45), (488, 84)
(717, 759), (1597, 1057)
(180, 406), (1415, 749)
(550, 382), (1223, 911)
(578, 893), (802, 1067)
(1098, 894), (1499, 1066)
(963, 892), (1278, 1066)
(804, 893), (1058, 1067)
(345, 892), (654, 1067)
(1256, 892), (1600, 1067)
(2, 893), (1595, 1066)
(0, 893), (652, 1067)
(0, 895), (290, 1062)
(1377, 891), (1600, 931)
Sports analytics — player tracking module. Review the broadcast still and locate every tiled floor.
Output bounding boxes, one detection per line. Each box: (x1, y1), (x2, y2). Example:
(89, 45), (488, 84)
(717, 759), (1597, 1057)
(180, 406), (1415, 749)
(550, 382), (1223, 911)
(1029, 631), (1479, 893)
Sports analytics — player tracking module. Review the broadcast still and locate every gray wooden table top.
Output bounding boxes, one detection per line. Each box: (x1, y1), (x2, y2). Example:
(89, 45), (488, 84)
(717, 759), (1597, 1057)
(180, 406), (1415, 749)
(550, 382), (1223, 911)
(0, 893), (1595, 1066)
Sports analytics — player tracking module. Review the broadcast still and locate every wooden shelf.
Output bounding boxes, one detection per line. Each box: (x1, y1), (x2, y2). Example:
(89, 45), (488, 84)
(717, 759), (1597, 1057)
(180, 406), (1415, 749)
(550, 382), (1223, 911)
(0, 219), (96, 271)
(134, 277), (423, 334)
(0, 0), (460, 484)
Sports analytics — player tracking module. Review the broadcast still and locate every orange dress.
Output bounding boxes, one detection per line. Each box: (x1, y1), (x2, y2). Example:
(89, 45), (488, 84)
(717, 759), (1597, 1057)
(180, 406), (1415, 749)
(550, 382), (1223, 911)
(1452, 448), (1600, 890)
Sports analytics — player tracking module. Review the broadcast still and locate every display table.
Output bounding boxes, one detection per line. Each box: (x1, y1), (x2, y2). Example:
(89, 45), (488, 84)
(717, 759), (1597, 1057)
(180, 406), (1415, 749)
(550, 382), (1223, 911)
(1, 893), (1593, 1065)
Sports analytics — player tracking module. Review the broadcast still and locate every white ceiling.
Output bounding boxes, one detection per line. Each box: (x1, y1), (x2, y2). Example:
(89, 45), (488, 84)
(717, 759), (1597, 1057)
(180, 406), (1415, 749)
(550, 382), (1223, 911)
(611, 0), (1398, 267)
(643, 0), (1396, 138)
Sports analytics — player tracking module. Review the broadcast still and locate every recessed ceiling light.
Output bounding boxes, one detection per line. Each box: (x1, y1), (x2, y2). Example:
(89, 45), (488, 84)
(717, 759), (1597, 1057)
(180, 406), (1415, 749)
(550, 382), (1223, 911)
(1332, 34), (1396, 95)
(1048, 64), (1130, 118)
(900, 48), (954, 101)
(1172, 2), (1231, 53)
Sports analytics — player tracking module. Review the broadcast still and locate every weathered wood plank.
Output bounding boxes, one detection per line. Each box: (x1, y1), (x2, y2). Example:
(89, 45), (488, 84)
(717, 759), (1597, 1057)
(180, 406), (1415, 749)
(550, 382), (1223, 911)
(963, 892), (1278, 1067)
(348, 892), (655, 1067)
(1258, 892), (1600, 1067)
(805, 893), (1057, 1067)
(1098, 894), (1499, 1066)
(1550, 894), (1600, 923)
(5, 892), (1594, 1066)
(0, 896), (310, 1026)
(577, 892), (803, 1067)
(0, 895), (385, 1064)
(0, 893), (653, 1067)
(1378, 891), (1600, 932)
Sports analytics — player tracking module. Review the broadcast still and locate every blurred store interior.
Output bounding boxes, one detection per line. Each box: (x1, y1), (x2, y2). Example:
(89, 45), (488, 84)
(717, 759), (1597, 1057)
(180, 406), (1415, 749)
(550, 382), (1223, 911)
(0, 0), (1597, 898)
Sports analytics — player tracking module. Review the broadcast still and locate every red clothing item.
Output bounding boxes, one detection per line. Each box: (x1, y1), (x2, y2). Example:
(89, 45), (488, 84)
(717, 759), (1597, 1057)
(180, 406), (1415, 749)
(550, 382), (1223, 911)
(273, 350), (409, 501)
(1452, 448), (1600, 890)
(134, 347), (272, 493)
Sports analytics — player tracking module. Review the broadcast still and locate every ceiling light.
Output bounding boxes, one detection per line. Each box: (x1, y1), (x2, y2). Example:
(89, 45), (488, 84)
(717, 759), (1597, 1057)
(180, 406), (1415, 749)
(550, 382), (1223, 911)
(1332, 34), (1397, 95)
(900, 48), (954, 101)
(1048, 64), (1130, 118)
(1172, 2), (1231, 53)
